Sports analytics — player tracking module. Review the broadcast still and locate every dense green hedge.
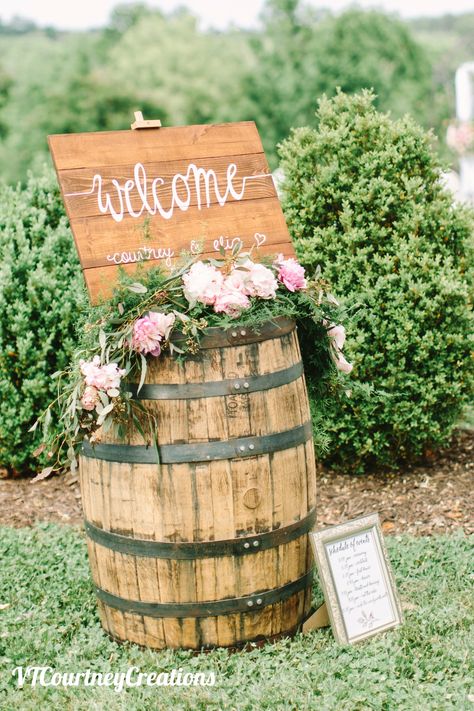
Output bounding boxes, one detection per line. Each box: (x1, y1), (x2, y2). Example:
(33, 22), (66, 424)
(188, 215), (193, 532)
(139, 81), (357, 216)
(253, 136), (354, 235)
(0, 169), (85, 473)
(280, 90), (474, 472)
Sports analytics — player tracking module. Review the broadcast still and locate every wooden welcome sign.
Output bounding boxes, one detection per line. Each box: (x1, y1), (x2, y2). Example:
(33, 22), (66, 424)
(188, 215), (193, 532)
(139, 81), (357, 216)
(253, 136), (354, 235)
(48, 121), (295, 303)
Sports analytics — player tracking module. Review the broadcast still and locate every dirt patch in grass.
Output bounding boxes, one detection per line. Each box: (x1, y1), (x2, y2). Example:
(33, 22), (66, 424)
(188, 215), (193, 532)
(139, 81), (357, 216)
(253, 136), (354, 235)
(0, 429), (472, 534)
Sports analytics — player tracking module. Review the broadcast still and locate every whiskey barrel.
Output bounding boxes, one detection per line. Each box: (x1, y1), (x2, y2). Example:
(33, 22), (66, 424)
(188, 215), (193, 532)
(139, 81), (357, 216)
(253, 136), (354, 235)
(79, 317), (316, 650)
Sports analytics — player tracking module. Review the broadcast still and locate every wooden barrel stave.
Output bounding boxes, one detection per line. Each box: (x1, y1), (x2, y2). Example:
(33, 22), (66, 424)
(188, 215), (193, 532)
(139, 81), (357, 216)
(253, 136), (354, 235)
(79, 318), (316, 649)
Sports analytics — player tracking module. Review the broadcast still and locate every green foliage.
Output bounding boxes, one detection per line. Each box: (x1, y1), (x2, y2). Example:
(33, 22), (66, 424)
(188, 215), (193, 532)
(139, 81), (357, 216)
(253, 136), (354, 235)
(0, 3), (457, 182)
(280, 90), (474, 472)
(0, 524), (472, 709)
(314, 10), (436, 128)
(243, 0), (322, 167)
(0, 30), (168, 183)
(244, 6), (438, 167)
(0, 168), (85, 473)
(100, 9), (252, 128)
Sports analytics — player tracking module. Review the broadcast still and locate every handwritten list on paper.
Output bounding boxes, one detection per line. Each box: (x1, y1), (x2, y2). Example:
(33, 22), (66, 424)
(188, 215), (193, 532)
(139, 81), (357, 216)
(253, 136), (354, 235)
(325, 528), (396, 640)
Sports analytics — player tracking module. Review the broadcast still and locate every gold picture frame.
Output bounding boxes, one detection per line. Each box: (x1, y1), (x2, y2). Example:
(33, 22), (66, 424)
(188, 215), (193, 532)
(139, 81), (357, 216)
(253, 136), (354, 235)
(310, 513), (403, 644)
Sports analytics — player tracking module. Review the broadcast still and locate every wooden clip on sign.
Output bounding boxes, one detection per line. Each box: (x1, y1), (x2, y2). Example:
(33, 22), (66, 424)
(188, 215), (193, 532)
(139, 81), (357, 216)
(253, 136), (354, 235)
(48, 116), (295, 304)
(130, 111), (162, 130)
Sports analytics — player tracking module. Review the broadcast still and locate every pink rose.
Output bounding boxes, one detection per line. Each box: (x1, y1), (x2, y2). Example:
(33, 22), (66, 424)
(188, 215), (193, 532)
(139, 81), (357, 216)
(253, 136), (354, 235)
(81, 385), (99, 411)
(183, 261), (224, 307)
(214, 286), (250, 318)
(80, 356), (126, 395)
(241, 261), (278, 299)
(132, 311), (175, 356)
(276, 255), (307, 292)
(327, 324), (353, 374)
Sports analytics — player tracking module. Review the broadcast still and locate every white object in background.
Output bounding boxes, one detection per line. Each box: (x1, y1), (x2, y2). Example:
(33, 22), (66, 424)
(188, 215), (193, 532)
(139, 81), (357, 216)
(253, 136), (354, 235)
(460, 156), (474, 200)
(440, 170), (461, 198)
(455, 63), (474, 122)
(455, 63), (474, 202)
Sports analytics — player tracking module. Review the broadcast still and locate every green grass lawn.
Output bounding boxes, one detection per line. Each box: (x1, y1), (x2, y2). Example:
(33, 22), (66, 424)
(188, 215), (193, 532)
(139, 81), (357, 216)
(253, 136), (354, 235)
(0, 525), (472, 711)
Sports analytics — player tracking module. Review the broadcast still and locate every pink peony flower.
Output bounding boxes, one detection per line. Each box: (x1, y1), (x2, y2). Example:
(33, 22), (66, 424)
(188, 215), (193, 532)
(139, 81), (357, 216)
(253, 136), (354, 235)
(214, 286), (250, 318)
(81, 385), (99, 411)
(183, 261), (224, 307)
(241, 261), (278, 299)
(276, 255), (307, 292)
(327, 324), (353, 374)
(224, 268), (248, 293)
(132, 311), (175, 356)
(80, 356), (126, 395)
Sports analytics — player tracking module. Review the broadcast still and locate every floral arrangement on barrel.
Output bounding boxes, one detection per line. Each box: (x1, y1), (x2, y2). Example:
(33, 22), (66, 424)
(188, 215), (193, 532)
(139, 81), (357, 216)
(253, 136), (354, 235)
(31, 243), (352, 479)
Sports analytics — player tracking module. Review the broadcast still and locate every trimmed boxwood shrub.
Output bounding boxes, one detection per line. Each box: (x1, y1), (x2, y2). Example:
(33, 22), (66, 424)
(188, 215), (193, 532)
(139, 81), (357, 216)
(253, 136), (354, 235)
(280, 90), (474, 472)
(0, 168), (85, 474)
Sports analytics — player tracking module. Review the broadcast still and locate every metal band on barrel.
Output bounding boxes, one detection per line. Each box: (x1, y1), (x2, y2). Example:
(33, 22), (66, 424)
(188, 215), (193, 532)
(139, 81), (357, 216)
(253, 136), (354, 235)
(125, 361), (304, 400)
(95, 569), (313, 618)
(170, 316), (295, 350)
(81, 421), (312, 464)
(84, 507), (316, 559)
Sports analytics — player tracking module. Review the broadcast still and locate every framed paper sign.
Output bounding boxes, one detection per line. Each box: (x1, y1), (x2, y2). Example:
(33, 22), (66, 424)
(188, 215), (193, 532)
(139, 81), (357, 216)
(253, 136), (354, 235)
(48, 121), (295, 303)
(310, 514), (403, 644)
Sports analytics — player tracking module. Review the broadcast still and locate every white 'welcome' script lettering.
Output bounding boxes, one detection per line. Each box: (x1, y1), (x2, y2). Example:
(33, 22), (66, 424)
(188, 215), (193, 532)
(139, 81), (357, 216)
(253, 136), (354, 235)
(65, 162), (270, 223)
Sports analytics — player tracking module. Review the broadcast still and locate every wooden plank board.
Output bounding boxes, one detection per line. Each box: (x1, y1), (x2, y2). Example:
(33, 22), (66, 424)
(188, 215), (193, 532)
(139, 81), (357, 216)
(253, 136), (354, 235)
(48, 121), (295, 303)
(59, 153), (273, 219)
(49, 122), (263, 169)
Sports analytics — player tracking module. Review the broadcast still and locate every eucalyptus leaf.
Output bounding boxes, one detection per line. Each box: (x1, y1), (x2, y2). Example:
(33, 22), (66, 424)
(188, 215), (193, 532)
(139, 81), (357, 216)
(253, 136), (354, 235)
(32, 443), (46, 457)
(169, 343), (185, 355)
(99, 329), (107, 353)
(97, 403), (114, 426)
(137, 353), (147, 394)
(28, 420), (39, 433)
(102, 417), (113, 433)
(132, 413), (147, 444)
(127, 282), (148, 294)
(44, 408), (51, 429)
(98, 391), (109, 406)
(173, 311), (189, 322)
(31, 466), (54, 483)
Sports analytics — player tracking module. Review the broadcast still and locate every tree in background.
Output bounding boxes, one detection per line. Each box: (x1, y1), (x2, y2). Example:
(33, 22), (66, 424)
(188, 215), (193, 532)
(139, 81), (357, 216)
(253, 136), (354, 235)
(0, 1), (451, 182)
(0, 65), (12, 139)
(244, 5), (439, 166)
(280, 91), (474, 472)
(99, 7), (253, 127)
(243, 0), (323, 166)
(314, 10), (436, 129)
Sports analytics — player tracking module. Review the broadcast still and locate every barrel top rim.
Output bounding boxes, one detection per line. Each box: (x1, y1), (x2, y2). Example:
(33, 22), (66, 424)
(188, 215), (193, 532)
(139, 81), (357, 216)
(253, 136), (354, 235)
(170, 315), (296, 349)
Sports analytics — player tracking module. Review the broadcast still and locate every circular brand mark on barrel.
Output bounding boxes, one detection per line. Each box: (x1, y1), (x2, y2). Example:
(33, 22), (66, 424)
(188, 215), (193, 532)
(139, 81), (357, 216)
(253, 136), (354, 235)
(243, 487), (261, 509)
